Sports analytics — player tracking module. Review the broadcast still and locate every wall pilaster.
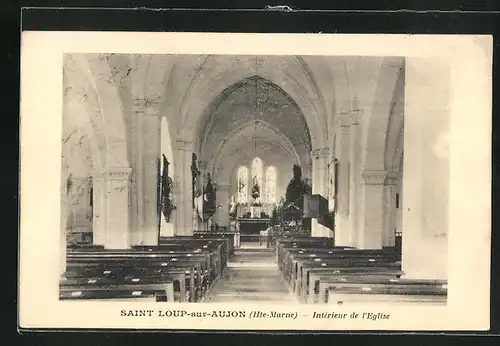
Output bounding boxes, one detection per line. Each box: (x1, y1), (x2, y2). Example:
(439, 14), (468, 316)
(173, 139), (194, 236)
(311, 147), (331, 237)
(335, 114), (354, 246)
(100, 166), (133, 249)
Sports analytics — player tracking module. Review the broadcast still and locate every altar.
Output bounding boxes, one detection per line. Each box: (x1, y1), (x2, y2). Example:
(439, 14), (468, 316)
(238, 218), (271, 242)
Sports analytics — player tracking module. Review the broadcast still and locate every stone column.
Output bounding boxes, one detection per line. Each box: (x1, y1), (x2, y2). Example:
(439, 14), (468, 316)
(92, 171), (107, 245)
(130, 99), (145, 245)
(357, 170), (388, 249)
(349, 111), (362, 247)
(102, 166), (133, 249)
(311, 147), (331, 237)
(215, 183), (231, 228)
(402, 57), (449, 280)
(335, 114), (354, 246)
(383, 172), (398, 247)
(172, 139), (194, 236)
(141, 112), (161, 245)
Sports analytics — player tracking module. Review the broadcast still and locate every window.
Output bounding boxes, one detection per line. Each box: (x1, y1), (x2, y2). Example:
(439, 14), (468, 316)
(251, 157), (263, 189)
(251, 157), (263, 201)
(265, 166), (277, 203)
(237, 166), (249, 203)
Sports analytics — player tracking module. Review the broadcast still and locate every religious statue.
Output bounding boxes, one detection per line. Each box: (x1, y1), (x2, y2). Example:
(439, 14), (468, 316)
(203, 174), (216, 221)
(229, 196), (237, 220)
(251, 176), (260, 201)
(191, 153), (202, 208)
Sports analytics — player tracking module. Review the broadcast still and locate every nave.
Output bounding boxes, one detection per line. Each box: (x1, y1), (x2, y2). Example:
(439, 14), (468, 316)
(60, 53), (450, 306)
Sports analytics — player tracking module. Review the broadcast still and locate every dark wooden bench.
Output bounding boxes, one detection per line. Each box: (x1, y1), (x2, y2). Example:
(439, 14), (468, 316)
(66, 236), (230, 300)
(60, 276), (175, 302)
(321, 278), (447, 304)
(132, 245), (222, 284)
(64, 235), (231, 302)
(304, 268), (403, 303)
(64, 261), (195, 302)
(283, 250), (399, 283)
(290, 256), (399, 294)
(159, 236), (231, 269)
(66, 255), (205, 301)
(60, 283), (174, 302)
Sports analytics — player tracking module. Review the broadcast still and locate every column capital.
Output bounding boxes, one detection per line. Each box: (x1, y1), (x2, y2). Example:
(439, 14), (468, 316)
(311, 147), (330, 159)
(385, 171), (399, 186)
(174, 139), (194, 151)
(362, 170), (389, 185)
(198, 160), (207, 170)
(170, 180), (180, 190)
(217, 184), (231, 192)
(93, 166), (132, 179)
(349, 110), (363, 126)
(132, 97), (162, 116)
(336, 113), (352, 127)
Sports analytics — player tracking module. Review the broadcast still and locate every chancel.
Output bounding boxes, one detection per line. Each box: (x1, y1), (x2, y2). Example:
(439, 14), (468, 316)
(60, 54), (449, 304)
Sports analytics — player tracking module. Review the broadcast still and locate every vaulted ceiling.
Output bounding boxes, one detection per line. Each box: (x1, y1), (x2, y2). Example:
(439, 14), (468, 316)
(62, 53), (406, 187)
(199, 76), (312, 183)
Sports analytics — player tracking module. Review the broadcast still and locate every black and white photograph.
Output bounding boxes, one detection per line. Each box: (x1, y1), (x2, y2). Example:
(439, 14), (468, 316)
(19, 33), (492, 331)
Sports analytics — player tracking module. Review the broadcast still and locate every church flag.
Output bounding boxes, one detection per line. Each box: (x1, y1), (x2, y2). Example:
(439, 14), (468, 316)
(161, 154), (175, 222)
(156, 156), (162, 223)
(203, 174), (216, 221)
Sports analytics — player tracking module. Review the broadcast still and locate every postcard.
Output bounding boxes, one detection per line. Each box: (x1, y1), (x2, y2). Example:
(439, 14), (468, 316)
(19, 32), (492, 331)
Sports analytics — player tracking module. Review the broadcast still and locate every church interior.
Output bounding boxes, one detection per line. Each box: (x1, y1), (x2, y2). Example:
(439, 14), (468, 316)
(60, 54), (449, 304)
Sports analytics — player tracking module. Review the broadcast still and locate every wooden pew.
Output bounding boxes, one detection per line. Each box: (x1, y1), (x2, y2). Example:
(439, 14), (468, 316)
(64, 236), (231, 302)
(67, 238), (226, 301)
(60, 276), (175, 302)
(193, 231), (236, 255)
(133, 244), (221, 272)
(159, 236), (230, 269)
(150, 240), (224, 275)
(291, 256), (399, 294)
(66, 255), (203, 302)
(304, 268), (403, 303)
(283, 250), (399, 284)
(276, 238), (335, 267)
(64, 261), (195, 302)
(276, 240), (400, 298)
(320, 278), (447, 305)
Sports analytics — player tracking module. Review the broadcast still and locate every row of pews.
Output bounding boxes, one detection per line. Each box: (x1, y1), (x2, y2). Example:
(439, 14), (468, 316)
(276, 236), (447, 305)
(60, 233), (235, 302)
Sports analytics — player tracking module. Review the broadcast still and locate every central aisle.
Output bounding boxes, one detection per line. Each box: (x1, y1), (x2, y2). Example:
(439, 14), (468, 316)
(202, 244), (298, 303)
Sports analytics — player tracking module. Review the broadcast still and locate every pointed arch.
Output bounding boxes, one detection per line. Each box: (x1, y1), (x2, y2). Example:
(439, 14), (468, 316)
(183, 56), (326, 149)
(363, 58), (404, 171)
(74, 54), (130, 168)
(209, 120), (302, 178)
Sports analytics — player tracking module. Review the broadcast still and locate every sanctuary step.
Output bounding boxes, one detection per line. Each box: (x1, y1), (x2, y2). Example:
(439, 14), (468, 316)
(202, 247), (297, 303)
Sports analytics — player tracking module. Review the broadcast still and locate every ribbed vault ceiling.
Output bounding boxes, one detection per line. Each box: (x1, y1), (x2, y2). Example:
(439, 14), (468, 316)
(200, 76), (312, 183)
